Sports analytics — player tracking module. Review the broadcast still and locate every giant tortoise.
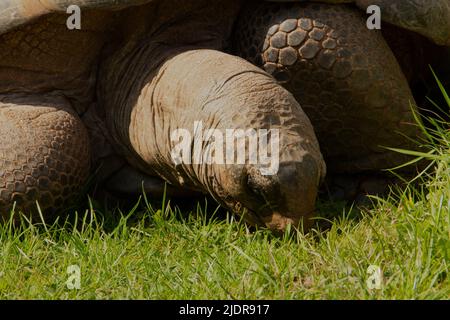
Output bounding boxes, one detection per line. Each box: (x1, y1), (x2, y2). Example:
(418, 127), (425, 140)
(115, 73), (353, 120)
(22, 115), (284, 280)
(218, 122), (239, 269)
(0, 0), (449, 232)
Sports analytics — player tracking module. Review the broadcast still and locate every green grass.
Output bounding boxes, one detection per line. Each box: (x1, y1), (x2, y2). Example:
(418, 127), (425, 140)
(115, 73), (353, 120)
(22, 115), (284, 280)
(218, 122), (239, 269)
(0, 80), (449, 300)
(0, 179), (448, 299)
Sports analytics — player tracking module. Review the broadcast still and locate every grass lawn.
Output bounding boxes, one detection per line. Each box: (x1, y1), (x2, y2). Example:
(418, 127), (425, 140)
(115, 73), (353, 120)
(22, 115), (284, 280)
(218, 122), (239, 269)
(0, 82), (449, 300)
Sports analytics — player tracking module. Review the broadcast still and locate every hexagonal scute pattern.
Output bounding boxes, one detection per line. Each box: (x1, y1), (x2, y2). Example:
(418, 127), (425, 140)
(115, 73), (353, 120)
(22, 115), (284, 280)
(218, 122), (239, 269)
(234, 2), (422, 173)
(0, 96), (90, 220)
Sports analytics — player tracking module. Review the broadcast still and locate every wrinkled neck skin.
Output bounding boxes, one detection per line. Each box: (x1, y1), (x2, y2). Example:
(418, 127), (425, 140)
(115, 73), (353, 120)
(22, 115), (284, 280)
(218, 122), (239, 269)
(99, 0), (325, 230)
(99, 0), (244, 174)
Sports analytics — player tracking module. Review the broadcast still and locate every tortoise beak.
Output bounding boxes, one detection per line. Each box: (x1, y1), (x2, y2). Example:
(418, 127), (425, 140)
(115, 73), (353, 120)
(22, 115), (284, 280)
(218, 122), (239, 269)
(261, 213), (297, 233)
(259, 212), (312, 235)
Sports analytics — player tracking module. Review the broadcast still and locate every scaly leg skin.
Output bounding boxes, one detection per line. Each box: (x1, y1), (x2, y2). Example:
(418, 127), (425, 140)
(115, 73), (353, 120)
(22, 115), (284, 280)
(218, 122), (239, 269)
(0, 94), (90, 221)
(234, 2), (424, 202)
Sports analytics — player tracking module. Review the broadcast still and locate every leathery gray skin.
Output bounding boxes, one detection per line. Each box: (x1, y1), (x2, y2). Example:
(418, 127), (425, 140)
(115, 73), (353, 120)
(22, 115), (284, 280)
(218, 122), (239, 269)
(0, 0), (448, 233)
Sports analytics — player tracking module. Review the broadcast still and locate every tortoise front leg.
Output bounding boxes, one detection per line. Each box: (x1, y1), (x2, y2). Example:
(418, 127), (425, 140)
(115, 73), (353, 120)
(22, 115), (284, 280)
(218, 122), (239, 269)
(235, 1), (423, 174)
(0, 94), (90, 220)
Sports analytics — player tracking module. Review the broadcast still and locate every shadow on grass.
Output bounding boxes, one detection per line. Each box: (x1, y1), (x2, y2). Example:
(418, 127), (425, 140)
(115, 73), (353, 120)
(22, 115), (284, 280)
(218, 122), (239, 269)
(59, 186), (367, 239)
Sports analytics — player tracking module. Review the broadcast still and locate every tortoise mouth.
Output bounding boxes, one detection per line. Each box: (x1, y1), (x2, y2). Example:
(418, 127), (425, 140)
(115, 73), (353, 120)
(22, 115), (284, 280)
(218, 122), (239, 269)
(236, 201), (312, 234)
(260, 212), (298, 233)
